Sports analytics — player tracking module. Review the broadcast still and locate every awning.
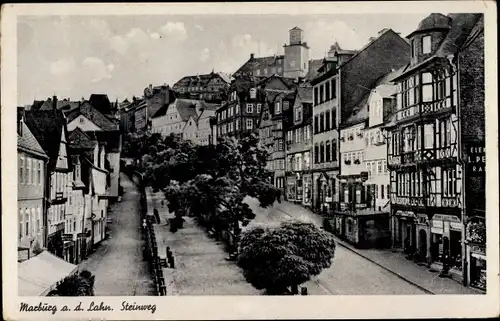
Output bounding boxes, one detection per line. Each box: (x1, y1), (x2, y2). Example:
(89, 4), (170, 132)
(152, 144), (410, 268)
(18, 251), (78, 296)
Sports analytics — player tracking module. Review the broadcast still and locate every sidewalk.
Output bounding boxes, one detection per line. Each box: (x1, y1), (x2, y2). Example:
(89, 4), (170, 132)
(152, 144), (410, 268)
(268, 200), (484, 295)
(145, 188), (259, 295)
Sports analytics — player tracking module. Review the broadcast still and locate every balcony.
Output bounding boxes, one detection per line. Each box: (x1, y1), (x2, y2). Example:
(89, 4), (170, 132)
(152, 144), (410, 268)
(388, 146), (457, 169)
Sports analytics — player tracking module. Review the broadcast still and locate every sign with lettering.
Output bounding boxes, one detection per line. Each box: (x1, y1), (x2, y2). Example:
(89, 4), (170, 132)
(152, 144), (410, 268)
(433, 214), (460, 223)
(450, 222), (462, 230)
(467, 143), (485, 176)
(432, 220), (443, 229)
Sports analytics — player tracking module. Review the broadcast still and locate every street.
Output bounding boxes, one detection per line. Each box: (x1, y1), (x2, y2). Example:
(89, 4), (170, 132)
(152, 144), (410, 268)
(244, 197), (428, 295)
(78, 173), (155, 296)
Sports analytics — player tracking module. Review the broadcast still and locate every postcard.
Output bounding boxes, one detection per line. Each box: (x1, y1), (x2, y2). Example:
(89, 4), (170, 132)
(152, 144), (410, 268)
(1, 1), (498, 320)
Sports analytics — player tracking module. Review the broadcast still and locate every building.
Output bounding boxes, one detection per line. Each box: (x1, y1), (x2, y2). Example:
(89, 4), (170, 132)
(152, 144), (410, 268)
(133, 98), (149, 133)
(233, 27), (322, 82)
(311, 28), (410, 214)
(258, 75), (299, 192)
(172, 71), (230, 103)
(283, 27), (310, 79)
(17, 109), (49, 262)
(65, 100), (121, 202)
(67, 154), (87, 264)
(24, 108), (73, 260)
(68, 128), (110, 253)
(386, 13), (484, 288)
(283, 87), (314, 206)
(215, 75), (266, 140)
(182, 102), (219, 145)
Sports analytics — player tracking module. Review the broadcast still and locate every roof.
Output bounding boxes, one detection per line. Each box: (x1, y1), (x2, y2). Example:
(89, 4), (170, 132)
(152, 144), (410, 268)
(18, 251), (77, 296)
(65, 101), (118, 131)
(394, 13), (483, 81)
(176, 99), (200, 121)
(407, 13), (452, 38)
(304, 58), (324, 82)
(89, 94), (114, 114)
(68, 127), (98, 150)
(343, 92), (370, 127)
(24, 109), (72, 172)
(173, 71), (231, 89)
(234, 54), (285, 76)
(18, 121), (48, 159)
(297, 86), (313, 103)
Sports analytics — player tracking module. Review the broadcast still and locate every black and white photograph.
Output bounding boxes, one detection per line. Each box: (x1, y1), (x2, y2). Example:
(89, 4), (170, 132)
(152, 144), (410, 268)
(2, 2), (498, 320)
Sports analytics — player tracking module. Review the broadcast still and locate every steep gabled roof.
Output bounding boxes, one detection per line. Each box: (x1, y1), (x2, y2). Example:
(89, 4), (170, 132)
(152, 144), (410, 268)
(175, 99), (199, 121)
(24, 109), (72, 172)
(234, 54), (285, 76)
(66, 101), (118, 131)
(18, 121), (48, 159)
(89, 94), (114, 114)
(68, 127), (98, 150)
(343, 92), (370, 127)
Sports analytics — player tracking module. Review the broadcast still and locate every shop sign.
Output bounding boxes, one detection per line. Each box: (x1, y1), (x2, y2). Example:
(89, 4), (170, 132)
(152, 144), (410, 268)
(433, 214), (460, 223)
(443, 221), (450, 234)
(450, 222), (462, 230)
(432, 220), (443, 229)
(397, 210), (416, 218)
(470, 244), (486, 256)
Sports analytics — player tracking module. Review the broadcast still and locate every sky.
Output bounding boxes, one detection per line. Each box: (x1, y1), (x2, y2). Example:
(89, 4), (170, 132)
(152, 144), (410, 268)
(17, 13), (431, 106)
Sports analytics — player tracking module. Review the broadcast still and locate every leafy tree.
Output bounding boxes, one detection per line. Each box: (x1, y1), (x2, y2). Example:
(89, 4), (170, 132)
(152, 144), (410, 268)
(237, 221), (336, 295)
(54, 270), (95, 296)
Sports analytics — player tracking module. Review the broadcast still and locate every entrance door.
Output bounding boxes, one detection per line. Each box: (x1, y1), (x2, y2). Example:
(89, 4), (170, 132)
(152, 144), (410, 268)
(418, 229), (427, 262)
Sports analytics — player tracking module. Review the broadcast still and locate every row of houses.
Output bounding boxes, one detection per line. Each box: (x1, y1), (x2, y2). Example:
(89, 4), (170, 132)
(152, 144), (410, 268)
(213, 14), (485, 291)
(18, 94), (122, 266)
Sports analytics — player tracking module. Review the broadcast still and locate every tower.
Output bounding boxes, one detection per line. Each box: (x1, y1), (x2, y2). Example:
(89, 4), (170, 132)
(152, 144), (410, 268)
(283, 27), (309, 79)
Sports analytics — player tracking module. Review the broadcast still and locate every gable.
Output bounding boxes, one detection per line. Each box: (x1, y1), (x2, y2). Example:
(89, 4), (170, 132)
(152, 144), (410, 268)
(55, 131), (69, 170)
(68, 115), (103, 132)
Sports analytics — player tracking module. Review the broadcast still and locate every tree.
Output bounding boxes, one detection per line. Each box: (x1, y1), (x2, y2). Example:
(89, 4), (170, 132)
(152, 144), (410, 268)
(237, 221), (336, 295)
(54, 270), (96, 296)
(163, 132), (279, 236)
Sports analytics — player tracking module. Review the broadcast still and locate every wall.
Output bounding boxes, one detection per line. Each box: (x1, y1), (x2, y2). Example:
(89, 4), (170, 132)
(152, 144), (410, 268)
(67, 115), (102, 132)
(340, 122), (366, 176)
(107, 152), (121, 198)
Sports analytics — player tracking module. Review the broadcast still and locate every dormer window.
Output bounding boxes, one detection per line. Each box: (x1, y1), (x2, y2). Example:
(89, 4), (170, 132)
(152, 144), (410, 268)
(422, 35), (432, 54)
(411, 39), (416, 57)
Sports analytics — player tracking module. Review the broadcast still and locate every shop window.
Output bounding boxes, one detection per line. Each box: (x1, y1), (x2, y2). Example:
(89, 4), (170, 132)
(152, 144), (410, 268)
(347, 219), (353, 233)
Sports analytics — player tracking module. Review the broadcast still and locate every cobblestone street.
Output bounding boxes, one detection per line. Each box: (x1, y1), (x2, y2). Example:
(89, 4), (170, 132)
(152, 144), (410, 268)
(78, 173), (155, 296)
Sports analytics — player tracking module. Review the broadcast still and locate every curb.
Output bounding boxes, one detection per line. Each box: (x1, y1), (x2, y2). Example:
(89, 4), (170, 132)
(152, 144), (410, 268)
(333, 239), (435, 295)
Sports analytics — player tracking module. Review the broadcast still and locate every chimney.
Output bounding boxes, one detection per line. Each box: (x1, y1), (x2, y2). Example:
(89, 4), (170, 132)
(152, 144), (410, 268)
(250, 53), (255, 59)
(17, 108), (25, 136)
(53, 95), (58, 110)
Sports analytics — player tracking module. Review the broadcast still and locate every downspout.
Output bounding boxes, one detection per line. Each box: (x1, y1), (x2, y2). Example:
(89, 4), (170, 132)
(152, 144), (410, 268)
(449, 53), (467, 286)
(43, 161), (49, 250)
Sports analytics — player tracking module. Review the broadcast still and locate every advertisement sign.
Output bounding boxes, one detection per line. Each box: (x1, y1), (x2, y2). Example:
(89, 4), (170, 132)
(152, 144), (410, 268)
(466, 142), (485, 176)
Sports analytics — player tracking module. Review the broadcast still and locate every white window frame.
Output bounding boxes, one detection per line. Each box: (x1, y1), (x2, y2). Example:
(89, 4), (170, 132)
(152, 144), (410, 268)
(422, 35), (432, 54)
(246, 119), (253, 130)
(246, 103), (254, 114)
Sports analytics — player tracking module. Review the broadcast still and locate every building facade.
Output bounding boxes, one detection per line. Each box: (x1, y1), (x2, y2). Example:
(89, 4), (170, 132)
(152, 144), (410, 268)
(25, 109), (73, 261)
(284, 87), (313, 207)
(172, 72), (230, 103)
(17, 112), (49, 262)
(283, 27), (309, 79)
(386, 13), (484, 288)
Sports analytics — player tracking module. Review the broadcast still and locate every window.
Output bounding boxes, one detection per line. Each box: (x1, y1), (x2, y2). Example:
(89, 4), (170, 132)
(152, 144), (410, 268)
(25, 209), (29, 236)
(250, 88), (257, 99)
(278, 67), (282, 73)
(332, 139), (337, 161)
(278, 139), (284, 151)
(331, 78), (337, 99)
(411, 39), (416, 57)
(264, 68), (268, 75)
(235, 104), (240, 114)
(422, 72), (433, 102)
(314, 87), (319, 106)
(326, 140), (331, 162)
(377, 160), (382, 174)
(320, 113), (325, 132)
(424, 123), (434, 148)
(19, 157), (25, 184)
(304, 152), (310, 169)
(256, 103), (262, 113)
(325, 110), (330, 130)
(246, 119), (253, 130)
(256, 69), (260, 76)
(296, 154), (303, 171)
(314, 144), (319, 164)
(27, 158), (32, 184)
(80, 117), (85, 123)
(274, 101), (282, 115)
(325, 81), (331, 101)
(235, 120), (239, 130)
(246, 103), (254, 113)
(319, 85), (324, 104)
(331, 109), (337, 129)
(314, 115), (319, 134)
(19, 209), (23, 239)
(305, 125), (311, 141)
(37, 208), (41, 232)
(422, 35), (431, 54)
(295, 105), (303, 122)
(442, 167), (457, 197)
(320, 142), (325, 163)
(287, 131), (293, 144)
(277, 120), (283, 130)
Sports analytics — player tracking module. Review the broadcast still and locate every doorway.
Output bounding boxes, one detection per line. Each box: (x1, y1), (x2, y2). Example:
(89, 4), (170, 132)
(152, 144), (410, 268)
(418, 229), (427, 262)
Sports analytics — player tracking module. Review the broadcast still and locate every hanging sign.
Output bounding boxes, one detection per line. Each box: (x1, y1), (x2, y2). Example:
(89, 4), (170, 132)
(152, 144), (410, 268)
(466, 142), (485, 176)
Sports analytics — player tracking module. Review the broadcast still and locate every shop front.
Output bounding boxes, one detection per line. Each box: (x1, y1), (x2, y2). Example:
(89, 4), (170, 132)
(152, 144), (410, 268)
(314, 171), (337, 214)
(302, 174), (312, 207)
(286, 176), (296, 202)
(47, 228), (64, 259)
(62, 234), (75, 263)
(414, 213), (431, 264)
(429, 214), (463, 275)
(392, 210), (417, 255)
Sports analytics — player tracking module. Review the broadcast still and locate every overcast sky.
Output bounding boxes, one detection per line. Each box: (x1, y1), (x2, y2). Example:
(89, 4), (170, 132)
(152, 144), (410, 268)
(17, 13), (431, 105)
